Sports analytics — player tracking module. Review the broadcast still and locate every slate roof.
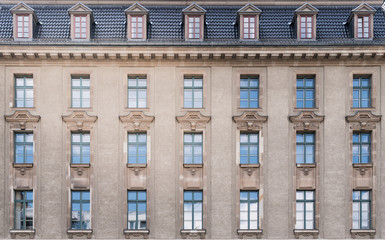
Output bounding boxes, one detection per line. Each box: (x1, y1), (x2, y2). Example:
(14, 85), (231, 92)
(0, 4), (385, 45)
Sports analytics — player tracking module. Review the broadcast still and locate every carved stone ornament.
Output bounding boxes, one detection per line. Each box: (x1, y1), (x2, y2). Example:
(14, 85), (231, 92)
(180, 229), (206, 239)
(5, 110), (41, 130)
(237, 229), (263, 239)
(10, 229), (36, 239)
(293, 229), (319, 239)
(289, 111), (324, 131)
(62, 111), (97, 131)
(120, 111), (154, 131)
(233, 112), (267, 131)
(350, 229), (376, 239)
(67, 229), (93, 239)
(346, 111), (381, 130)
(123, 229), (150, 239)
(176, 111), (211, 131)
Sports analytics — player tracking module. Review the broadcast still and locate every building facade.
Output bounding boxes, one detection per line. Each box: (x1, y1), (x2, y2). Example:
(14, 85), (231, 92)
(1, 0), (385, 239)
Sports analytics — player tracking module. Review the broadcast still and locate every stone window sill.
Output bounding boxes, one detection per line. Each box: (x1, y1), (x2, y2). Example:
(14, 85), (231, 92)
(123, 229), (150, 239)
(183, 164), (203, 168)
(296, 163), (316, 168)
(294, 229), (319, 239)
(237, 229), (263, 239)
(239, 164), (260, 168)
(67, 229), (93, 239)
(353, 163), (373, 168)
(13, 163), (34, 168)
(180, 229), (206, 239)
(126, 163), (147, 168)
(10, 229), (36, 239)
(70, 163), (91, 168)
(350, 229), (376, 238)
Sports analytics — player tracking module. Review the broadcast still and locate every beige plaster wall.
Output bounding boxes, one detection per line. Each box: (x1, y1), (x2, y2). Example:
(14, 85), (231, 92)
(0, 59), (384, 239)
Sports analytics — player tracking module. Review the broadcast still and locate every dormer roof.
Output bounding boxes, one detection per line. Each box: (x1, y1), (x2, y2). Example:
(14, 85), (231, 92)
(68, 2), (93, 15)
(182, 3), (206, 14)
(348, 3), (376, 23)
(237, 3), (262, 15)
(294, 3), (319, 15)
(125, 3), (149, 15)
(10, 2), (38, 22)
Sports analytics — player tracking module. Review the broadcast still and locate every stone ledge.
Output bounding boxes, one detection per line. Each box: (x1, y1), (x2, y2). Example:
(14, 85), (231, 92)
(70, 163), (91, 168)
(353, 163), (373, 168)
(123, 229), (150, 239)
(12, 163), (34, 168)
(9, 229), (35, 239)
(126, 163), (147, 168)
(293, 229), (319, 239)
(350, 229), (376, 239)
(239, 164), (260, 168)
(180, 229), (206, 239)
(296, 163), (316, 168)
(66, 229), (93, 239)
(183, 164), (204, 168)
(237, 229), (263, 239)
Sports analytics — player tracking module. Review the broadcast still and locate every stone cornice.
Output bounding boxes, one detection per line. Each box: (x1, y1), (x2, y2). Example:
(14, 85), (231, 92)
(119, 111), (155, 131)
(1, 46), (385, 61)
(5, 110), (41, 130)
(62, 111), (98, 131)
(176, 111), (211, 131)
(233, 111), (268, 131)
(346, 111), (381, 130)
(289, 111), (325, 130)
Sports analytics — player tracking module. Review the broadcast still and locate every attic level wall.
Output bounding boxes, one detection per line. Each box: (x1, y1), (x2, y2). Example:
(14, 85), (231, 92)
(0, 58), (385, 239)
(0, 0), (383, 6)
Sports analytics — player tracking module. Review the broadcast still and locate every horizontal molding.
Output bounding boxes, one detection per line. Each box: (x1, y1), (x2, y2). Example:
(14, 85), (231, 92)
(0, 46), (385, 61)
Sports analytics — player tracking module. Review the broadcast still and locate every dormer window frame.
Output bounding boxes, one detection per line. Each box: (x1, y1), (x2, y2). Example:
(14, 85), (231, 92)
(237, 3), (261, 41)
(293, 3), (319, 41)
(68, 2), (93, 41)
(125, 3), (149, 41)
(10, 2), (38, 41)
(348, 3), (376, 40)
(187, 15), (203, 40)
(356, 15), (371, 39)
(182, 3), (206, 41)
(73, 14), (88, 40)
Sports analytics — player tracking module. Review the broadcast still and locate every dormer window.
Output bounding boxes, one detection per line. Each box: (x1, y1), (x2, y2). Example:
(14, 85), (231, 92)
(182, 3), (206, 41)
(125, 3), (149, 41)
(74, 15), (87, 39)
(68, 2), (93, 41)
(293, 3), (319, 40)
(348, 3), (375, 40)
(10, 2), (38, 41)
(237, 3), (261, 40)
(300, 15), (313, 39)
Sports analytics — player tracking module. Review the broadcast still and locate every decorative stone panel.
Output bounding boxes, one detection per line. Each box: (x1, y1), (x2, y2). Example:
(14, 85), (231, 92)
(66, 229), (93, 239)
(62, 111), (97, 131)
(233, 112), (267, 131)
(293, 229), (319, 239)
(296, 164), (316, 189)
(70, 164), (90, 190)
(120, 111), (154, 131)
(13, 164), (33, 190)
(123, 229), (150, 239)
(237, 229), (263, 239)
(239, 164), (260, 189)
(176, 111), (211, 131)
(9, 229), (36, 239)
(5, 110), (40, 130)
(183, 164), (203, 189)
(180, 229), (206, 239)
(289, 111), (324, 131)
(353, 164), (373, 189)
(350, 229), (376, 239)
(127, 164), (147, 189)
(346, 111), (381, 130)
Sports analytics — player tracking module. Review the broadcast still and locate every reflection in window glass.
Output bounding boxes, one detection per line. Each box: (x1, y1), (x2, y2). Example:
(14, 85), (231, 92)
(128, 133), (147, 164)
(127, 191), (147, 229)
(296, 77), (315, 108)
(353, 76), (371, 108)
(71, 76), (90, 108)
(14, 132), (33, 164)
(71, 191), (91, 229)
(295, 190), (315, 230)
(352, 132), (371, 164)
(352, 190), (371, 229)
(184, 133), (203, 164)
(240, 76), (259, 108)
(240, 133), (259, 164)
(15, 191), (33, 230)
(296, 132), (315, 164)
(15, 76), (33, 108)
(184, 191), (202, 229)
(71, 133), (90, 164)
(184, 76), (203, 108)
(240, 191), (259, 229)
(128, 76), (147, 108)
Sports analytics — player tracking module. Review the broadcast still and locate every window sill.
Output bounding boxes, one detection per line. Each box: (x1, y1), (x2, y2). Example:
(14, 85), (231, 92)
(10, 229), (36, 239)
(351, 107), (375, 111)
(293, 229), (319, 239)
(237, 107), (262, 110)
(68, 108), (93, 111)
(180, 229), (206, 238)
(183, 164), (203, 168)
(125, 108), (149, 111)
(237, 229), (263, 238)
(11, 107), (36, 110)
(294, 108), (319, 111)
(70, 163), (91, 168)
(182, 108), (205, 111)
(239, 164), (260, 168)
(353, 163), (373, 168)
(13, 163), (33, 168)
(350, 229), (376, 238)
(126, 163), (147, 168)
(123, 229), (150, 238)
(296, 163), (316, 168)
(67, 229), (93, 239)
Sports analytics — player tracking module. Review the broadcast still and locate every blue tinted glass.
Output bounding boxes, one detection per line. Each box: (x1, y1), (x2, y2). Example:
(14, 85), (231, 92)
(296, 134), (304, 143)
(353, 90), (359, 99)
(184, 192), (193, 201)
(82, 191), (90, 200)
(361, 134), (370, 143)
(240, 192), (248, 200)
(362, 100), (370, 108)
(353, 134), (359, 143)
(296, 90), (304, 99)
(128, 192), (137, 201)
(194, 192), (202, 200)
(26, 191), (33, 200)
(305, 134), (314, 143)
(305, 79), (314, 87)
(138, 191), (146, 201)
(240, 79), (249, 87)
(250, 79), (258, 87)
(296, 79), (304, 87)
(72, 192), (81, 200)
(305, 90), (314, 99)
(305, 100), (314, 108)
(361, 79), (369, 87)
(250, 191), (258, 200)
(353, 79), (359, 87)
